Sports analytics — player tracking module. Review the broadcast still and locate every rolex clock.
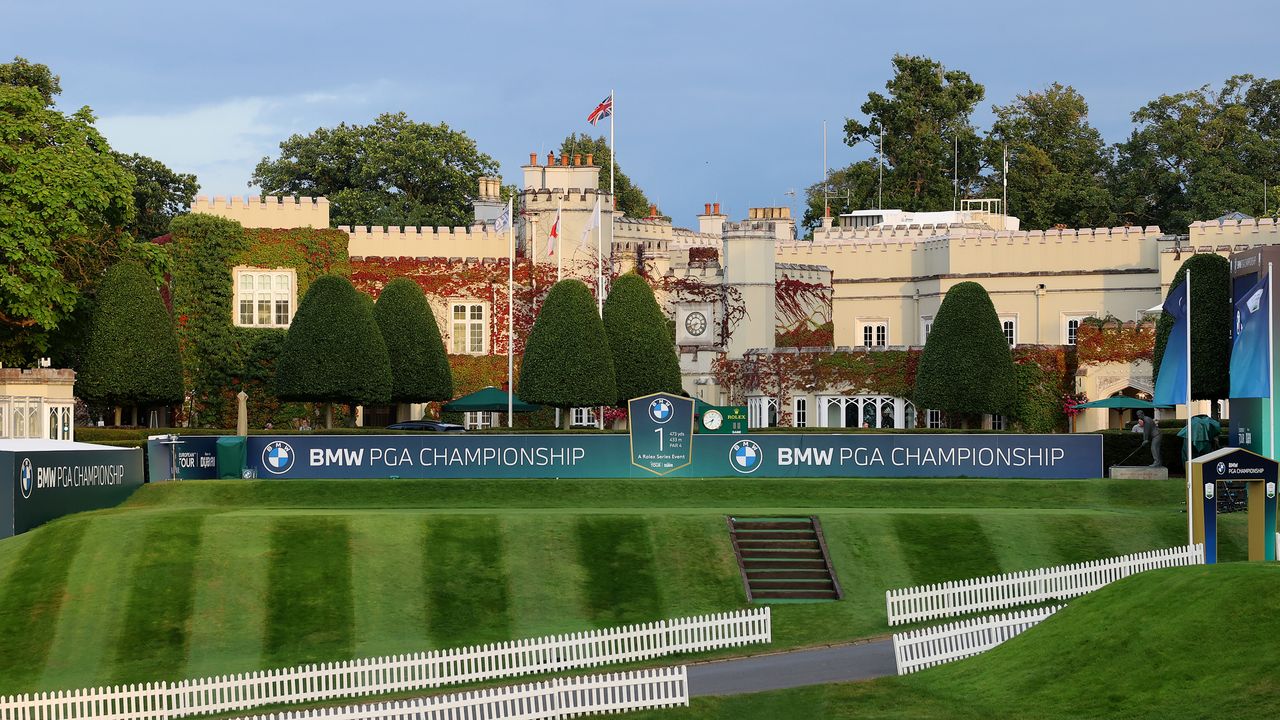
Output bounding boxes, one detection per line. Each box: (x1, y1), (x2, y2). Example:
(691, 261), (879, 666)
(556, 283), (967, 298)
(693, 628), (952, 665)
(702, 408), (723, 431)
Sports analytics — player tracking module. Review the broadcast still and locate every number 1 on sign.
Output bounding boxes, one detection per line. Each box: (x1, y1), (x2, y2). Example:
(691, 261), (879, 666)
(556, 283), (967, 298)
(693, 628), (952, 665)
(655, 428), (663, 452)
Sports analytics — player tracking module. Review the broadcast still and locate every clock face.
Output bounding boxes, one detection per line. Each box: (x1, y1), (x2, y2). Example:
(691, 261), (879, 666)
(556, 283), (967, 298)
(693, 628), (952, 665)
(703, 409), (723, 431)
(685, 311), (708, 337)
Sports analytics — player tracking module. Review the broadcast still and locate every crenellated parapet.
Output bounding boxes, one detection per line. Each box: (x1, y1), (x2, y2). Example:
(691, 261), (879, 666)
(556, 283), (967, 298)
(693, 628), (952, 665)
(1189, 216), (1279, 241)
(341, 224), (509, 261)
(190, 195), (329, 229)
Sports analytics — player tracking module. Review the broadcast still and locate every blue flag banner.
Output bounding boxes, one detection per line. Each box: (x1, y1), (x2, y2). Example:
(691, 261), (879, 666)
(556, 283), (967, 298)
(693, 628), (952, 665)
(1154, 281), (1189, 406)
(1230, 276), (1270, 398)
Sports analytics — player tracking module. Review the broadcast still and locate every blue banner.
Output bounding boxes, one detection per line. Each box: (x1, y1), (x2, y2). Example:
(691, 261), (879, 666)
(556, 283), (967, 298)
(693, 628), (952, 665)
(159, 433), (1103, 480)
(1155, 280), (1189, 406)
(1230, 276), (1270, 399)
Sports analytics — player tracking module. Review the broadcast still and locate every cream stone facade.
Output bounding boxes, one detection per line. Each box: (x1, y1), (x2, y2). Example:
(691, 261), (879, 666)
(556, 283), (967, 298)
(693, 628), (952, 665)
(0, 368), (77, 441)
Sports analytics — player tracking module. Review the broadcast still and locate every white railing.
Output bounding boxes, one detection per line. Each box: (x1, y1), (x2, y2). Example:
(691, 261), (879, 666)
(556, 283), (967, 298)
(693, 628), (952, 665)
(0, 609), (766, 720)
(892, 606), (1062, 675)
(885, 544), (1203, 626)
(231, 666), (689, 720)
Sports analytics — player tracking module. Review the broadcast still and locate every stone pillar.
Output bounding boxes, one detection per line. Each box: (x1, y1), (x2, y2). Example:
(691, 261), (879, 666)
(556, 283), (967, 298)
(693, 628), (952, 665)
(894, 398), (906, 429)
(722, 220), (777, 359)
(237, 391), (248, 436)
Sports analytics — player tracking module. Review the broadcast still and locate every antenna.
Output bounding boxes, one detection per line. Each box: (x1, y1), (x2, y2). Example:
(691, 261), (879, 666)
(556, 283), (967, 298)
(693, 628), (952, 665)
(878, 125), (884, 210)
(820, 120), (851, 226)
(953, 133), (959, 212)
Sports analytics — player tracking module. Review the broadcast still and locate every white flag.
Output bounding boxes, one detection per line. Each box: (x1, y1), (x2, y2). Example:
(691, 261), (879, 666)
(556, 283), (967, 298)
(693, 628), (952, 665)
(544, 205), (560, 257)
(580, 197), (601, 249)
(494, 200), (511, 233)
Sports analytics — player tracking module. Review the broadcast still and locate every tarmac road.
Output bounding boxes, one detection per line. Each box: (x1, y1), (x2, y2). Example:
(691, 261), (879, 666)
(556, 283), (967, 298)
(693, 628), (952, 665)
(687, 639), (897, 697)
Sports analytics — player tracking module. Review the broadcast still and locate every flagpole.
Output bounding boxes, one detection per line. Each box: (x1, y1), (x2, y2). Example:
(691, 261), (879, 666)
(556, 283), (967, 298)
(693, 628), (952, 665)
(1269, 262), (1275, 460)
(596, 199), (603, 316)
(609, 89), (615, 200)
(1185, 268), (1193, 546)
(556, 195), (563, 281)
(507, 197), (514, 428)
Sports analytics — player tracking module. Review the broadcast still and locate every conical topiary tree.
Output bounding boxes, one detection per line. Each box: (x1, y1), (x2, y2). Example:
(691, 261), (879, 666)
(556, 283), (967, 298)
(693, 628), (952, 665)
(273, 275), (391, 427)
(1153, 253), (1231, 400)
(373, 278), (453, 409)
(78, 260), (184, 425)
(913, 281), (1018, 425)
(518, 279), (617, 427)
(603, 273), (681, 405)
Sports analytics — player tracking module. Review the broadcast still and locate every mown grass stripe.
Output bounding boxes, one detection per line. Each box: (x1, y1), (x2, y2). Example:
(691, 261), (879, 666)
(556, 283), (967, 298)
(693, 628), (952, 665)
(350, 515), (429, 658)
(264, 516), (354, 667)
(0, 519), (87, 692)
(647, 516), (742, 614)
(423, 516), (512, 648)
(892, 514), (1002, 586)
(502, 516), (590, 638)
(110, 514), (206, 684)
(575, 516), (664, 627)
(184, 516), (270, 679)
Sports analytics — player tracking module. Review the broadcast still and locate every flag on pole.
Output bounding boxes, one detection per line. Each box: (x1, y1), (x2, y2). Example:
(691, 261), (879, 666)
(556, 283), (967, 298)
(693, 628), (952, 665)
(544, 206), (560, 258)
(494, 201), (511, 234)
(1154, 281), (1190, 406)
(1230, 276), (1270, 398)
(581, 197), (600, 249)
(587, 95), (613, 126)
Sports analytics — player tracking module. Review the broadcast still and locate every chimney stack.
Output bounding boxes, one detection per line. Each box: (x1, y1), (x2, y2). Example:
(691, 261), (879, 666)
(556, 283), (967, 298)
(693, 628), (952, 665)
(704, 203), (712, 215)
(573, 153), (582, 166)
(529, 152), (537, 166)
(585, 153), (594, 166)
(649, 204), (658, 218)
(713, 202), (721, 215)
(560, 154), (569, 166)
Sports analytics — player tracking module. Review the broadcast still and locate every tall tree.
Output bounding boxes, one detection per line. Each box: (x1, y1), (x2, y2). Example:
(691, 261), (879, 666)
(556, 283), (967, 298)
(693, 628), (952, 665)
(253, 113), (499, 228)
(602, 273), (682, 404)
(518, 279), (617, 426)
(115, 152), (198, 240)
(1153, 254), (1231, 401)
(913, 282), (1018, 424)
(274, 275), (392, 426)
(983, 83), (1115, 229)
(373, 278), (453, 404)
(0, 68), (135, 365)
(0, 56), (59, 106)
(1112, 75), (1280, 232)
(801, 161), (880, 235)
(560, 133), (651, 219)
(77, 261), (183, 424)
(844, 55), (985, 212)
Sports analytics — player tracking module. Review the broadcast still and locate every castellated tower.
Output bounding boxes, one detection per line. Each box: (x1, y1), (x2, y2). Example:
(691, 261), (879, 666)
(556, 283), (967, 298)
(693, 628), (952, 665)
(520, 151), (614, 270)
(722, 220), (777, 359)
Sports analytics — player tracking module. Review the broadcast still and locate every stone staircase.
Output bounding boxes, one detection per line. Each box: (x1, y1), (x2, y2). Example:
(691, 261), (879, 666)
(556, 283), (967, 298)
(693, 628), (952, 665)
(728, 516), (842, 602)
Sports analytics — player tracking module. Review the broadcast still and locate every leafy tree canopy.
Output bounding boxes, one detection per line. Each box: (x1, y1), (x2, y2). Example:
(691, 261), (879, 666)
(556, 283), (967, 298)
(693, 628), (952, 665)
(77, 261), (183, 409)
(373, 278), (453, 403)
(518, 279), (617, 411)
(913, 281), (1018, 420)
(0, 72), (135, 364)
(253, 112), (499, 228)
(982, 83), (1115, 229)
(844, 55), (985, 212)
(603, 273), (682, 404)
(273, 275), (392, 405)
(560, 133), (651, 219)
(116, 152), (198, 240)
(0, 56), (59, 106)
(801, 161), (880, 235)
(1153, 253), (1232, 400)
(1112, 75), (1280, 232)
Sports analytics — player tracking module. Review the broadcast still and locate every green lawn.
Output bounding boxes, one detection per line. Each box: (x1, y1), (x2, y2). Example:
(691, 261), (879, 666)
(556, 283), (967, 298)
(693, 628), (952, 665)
(0, 477), (1245, 695)
(629, 563), (1280, 720)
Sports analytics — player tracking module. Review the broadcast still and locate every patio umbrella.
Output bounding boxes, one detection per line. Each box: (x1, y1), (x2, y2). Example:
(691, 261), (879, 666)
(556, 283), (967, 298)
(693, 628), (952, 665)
(442, 386), (541, 413)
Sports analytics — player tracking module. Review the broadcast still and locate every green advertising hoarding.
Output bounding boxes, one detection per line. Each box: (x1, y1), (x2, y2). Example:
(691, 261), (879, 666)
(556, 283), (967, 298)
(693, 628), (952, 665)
(628, 392), (695, 475)
(1, 445), (145, 538)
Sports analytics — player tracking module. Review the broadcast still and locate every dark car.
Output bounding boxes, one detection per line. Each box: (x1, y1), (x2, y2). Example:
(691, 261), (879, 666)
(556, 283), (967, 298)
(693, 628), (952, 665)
(385, 420), (467, 432)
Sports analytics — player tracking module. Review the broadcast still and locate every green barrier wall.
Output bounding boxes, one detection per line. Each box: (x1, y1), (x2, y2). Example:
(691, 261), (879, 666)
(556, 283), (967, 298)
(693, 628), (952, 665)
(2, 447), (145, 538)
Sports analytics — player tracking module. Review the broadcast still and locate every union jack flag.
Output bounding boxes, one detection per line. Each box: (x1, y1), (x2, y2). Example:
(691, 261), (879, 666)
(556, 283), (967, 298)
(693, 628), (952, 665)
(587, 95), (612, 126)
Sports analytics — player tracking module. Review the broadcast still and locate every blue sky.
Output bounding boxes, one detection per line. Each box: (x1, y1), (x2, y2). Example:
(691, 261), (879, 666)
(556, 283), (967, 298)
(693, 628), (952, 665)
(4, 0), (1273, 227)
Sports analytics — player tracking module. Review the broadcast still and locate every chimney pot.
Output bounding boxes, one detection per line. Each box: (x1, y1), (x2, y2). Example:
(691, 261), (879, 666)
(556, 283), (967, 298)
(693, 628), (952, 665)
(585, 153), (594, 166)
(547, 151), (555, 166)
(529, 152), (538, 166)
(649, 204), (657, 218)
(713, 202), (721, 215)
(573, 153), (582, 166)
(704, 203), (712, 215)
(561, 154), (569, 166)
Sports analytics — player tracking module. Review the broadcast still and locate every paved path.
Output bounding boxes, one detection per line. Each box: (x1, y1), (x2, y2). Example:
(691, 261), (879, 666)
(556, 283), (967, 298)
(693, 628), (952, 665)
(687, 639), (896, 697)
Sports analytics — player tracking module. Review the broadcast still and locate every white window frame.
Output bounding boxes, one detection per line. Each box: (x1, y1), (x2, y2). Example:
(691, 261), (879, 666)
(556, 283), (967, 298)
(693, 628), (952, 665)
(1000, 315), (1018, 348)
(233, 267), (297, 329)
(747, 396), (779, 428)
(920, 316), (933, 345)
(451, 302), (488, 355)
(926, 409), (943, 429)
(571, 407), (597, 427)
(1062, 313), (1091, 346)
(793, 397), (808, 428)
(464, 411), (494, 430)
(990, 413), (1007, 431)
(859, 319), (889, 347)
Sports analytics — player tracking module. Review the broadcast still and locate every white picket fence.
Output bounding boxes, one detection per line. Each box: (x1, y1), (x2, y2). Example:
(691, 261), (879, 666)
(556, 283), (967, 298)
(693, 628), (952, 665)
(891, 605), (1063, 675)
(885, 544), (1204, 626)
(232, 666), (689, 720)
(0, 609), (765, 720)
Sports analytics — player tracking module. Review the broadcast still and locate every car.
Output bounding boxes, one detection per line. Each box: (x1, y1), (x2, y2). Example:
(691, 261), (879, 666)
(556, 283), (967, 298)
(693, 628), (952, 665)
(385, 420), (467, 432)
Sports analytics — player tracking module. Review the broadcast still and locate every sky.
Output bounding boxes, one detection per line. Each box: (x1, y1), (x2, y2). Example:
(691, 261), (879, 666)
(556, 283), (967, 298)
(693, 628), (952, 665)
(4, 0), (1275, 228)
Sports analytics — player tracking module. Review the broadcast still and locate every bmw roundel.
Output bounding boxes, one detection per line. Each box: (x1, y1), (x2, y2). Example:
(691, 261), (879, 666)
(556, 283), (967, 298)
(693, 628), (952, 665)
(649, 397), (674, 424)
(19, 458), (34, 499)
(262, 440), (295, 475)
(1216, 461), (1227, 476)
(729, 439), (763, 474)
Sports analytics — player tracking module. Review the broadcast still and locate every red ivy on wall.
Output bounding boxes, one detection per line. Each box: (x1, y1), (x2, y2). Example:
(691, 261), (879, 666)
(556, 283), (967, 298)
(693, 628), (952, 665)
(1075, 320), (1155, 366)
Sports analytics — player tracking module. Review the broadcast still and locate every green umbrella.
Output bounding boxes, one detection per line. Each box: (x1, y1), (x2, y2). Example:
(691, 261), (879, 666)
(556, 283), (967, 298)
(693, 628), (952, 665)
(1072, 397), (1172, 410)
(442, 386), (541, 413)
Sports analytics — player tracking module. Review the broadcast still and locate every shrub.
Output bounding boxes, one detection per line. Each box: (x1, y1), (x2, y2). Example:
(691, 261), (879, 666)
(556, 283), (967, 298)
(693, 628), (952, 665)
(518, 279), (617, 410)
(273, 275), (391, 406)
(373, 278), (452, 402)
(1153, 253), (1231, 400)
(913, 281), (1018, 420)
(602, 273), (682, 404)
(78, 261), (184, 412)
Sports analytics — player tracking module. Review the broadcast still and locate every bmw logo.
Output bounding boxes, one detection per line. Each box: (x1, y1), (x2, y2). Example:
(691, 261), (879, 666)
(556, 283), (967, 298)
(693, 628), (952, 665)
(19, 458), (34, 499)
(262, 440), (295, 475)
(729, 439), (763, 474)
(1216, 461), (1227, 475)
(649, 398), (674, 424)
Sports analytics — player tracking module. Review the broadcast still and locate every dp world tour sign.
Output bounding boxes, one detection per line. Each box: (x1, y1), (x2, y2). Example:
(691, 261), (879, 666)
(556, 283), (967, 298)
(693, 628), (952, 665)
(157, 433), (1102, 480)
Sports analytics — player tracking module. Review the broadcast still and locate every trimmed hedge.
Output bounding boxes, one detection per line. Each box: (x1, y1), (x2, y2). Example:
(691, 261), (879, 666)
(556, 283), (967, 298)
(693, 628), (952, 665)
(602, 273), (682, 405)
(518, 279), (617, 409)
(1153, 253), (1231, 400)
(77, 261), (184, 409)
(914, 282), (1018, 419)
(373, 278), (452, 402)
(273, 275), (392, 405)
